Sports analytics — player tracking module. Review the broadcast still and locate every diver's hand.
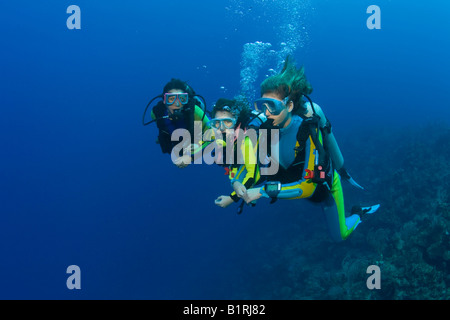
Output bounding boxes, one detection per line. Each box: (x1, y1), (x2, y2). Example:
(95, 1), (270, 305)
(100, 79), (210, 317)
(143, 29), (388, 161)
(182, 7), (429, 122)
(174, 155), (191, 168)
(242, 188), (262, 204)
(232, 181), (247, 198)
(215, 196), (234, 208)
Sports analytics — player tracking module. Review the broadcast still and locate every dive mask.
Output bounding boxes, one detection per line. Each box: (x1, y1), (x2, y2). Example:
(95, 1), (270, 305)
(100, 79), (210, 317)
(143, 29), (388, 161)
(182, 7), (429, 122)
(209, 117), (236, 131)
(254, 97), (289, 116)
(164, 93), (189, 105)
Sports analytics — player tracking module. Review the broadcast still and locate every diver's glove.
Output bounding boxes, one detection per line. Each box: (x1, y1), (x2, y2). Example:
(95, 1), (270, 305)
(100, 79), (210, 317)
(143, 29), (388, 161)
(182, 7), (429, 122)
(232, 181), (247, 198)
(173, 155), (191, 168)
(215, 196), (234, 208)
(242, 188), (263, 204)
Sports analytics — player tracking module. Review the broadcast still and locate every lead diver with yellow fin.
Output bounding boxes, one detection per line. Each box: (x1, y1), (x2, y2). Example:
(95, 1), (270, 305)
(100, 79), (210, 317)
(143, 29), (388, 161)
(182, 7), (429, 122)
(242, 56), (380, 242)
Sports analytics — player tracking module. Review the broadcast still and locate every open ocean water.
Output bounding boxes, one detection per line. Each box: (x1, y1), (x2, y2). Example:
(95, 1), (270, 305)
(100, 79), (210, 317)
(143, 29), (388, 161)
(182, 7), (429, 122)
(0, 0), (449, 300)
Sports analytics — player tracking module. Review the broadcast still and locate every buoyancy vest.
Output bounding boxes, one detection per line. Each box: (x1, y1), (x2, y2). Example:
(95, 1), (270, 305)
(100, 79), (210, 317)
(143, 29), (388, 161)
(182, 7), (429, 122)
(259, 114), (334, 201)
(152, 101), (195, 154)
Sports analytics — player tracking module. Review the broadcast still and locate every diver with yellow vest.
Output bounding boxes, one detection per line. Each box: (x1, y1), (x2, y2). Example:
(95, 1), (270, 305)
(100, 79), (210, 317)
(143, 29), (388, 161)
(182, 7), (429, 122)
(206, 98), (266, 212)
(242, 56), (380, 242)
(142, 78), (210, 168)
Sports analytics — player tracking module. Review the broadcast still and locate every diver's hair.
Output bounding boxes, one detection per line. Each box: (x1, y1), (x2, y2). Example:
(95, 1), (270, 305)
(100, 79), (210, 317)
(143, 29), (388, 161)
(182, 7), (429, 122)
(212, 98), (252, 128)
(163, 78), (196, 96)
(260, 55), (313, 115)
(162, 78), (197, 109)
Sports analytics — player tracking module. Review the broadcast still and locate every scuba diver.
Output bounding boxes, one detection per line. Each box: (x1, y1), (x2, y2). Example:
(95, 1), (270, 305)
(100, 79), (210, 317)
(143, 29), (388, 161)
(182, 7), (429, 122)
(240, 56), (380, 242)
(207, 98), (266, 212)
(142, 78), (210, 168)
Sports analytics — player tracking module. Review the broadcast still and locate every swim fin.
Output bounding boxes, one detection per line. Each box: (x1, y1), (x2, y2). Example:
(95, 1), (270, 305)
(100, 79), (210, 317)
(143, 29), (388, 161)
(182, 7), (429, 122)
(338, 167), (365, 190)
(351, 204), (380, 218)
(361, 204), (380, 214)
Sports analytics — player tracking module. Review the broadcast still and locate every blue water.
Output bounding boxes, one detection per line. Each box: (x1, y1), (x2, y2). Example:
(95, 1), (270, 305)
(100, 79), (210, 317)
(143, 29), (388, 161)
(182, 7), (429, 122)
(1, 0), (449, 299)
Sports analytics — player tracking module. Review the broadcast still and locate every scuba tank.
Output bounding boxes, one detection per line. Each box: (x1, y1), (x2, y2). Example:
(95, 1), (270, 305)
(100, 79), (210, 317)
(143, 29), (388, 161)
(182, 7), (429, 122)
(321, 117), (344, 171)
(303, 95), (364, 190)
(303, 94), (344, 171)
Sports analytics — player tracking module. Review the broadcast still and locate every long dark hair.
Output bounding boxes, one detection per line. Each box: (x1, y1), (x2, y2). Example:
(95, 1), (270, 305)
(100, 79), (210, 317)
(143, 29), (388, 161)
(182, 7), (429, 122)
(260, 56), (313, 115)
